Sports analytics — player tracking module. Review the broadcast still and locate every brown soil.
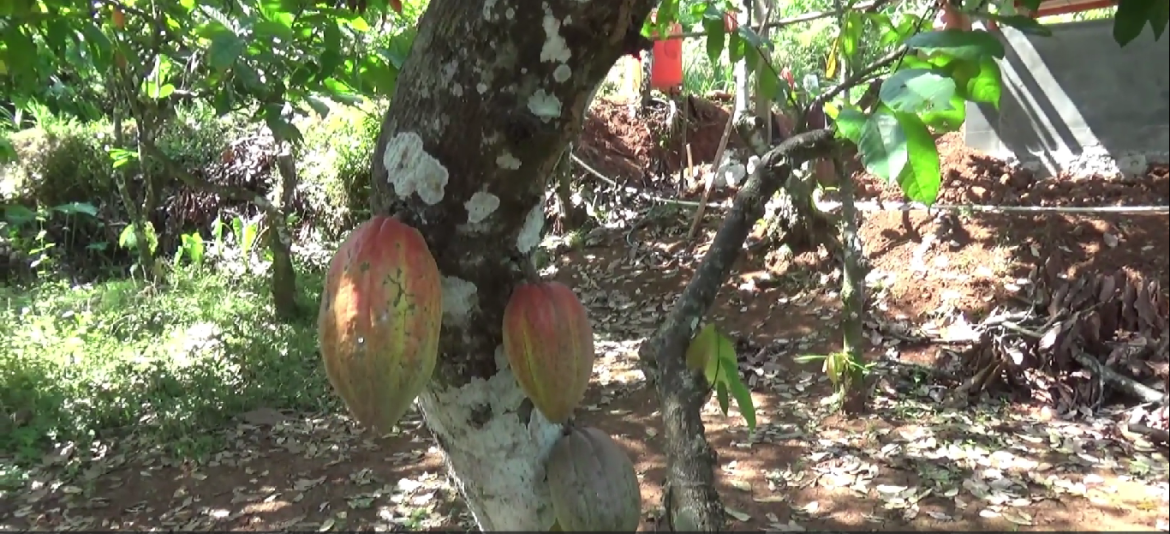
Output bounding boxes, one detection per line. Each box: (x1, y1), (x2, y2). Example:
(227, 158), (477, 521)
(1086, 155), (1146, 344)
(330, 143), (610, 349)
(2, 96), (1167, 532)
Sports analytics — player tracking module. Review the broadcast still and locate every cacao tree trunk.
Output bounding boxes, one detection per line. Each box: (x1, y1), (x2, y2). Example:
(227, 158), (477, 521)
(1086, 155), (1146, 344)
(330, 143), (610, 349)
(110, 99), (156, 278)
(270, 138), (300, 321)
(367, 0), (654, 529)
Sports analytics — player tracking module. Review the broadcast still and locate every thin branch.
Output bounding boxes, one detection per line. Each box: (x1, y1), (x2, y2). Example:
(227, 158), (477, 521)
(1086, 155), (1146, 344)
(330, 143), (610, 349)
(666, 0), (883, 40)
(810, 45), (905, 112)
(807, 2), (941, 115)
(569, 152), (724, 209)
(816, 201), (1170, 214)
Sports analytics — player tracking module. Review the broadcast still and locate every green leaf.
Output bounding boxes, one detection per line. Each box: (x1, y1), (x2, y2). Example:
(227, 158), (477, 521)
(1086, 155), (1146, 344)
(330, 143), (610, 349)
(118, 221), (159, 255)
(1150, 0), (1169, 40)
(78, 22), (113, 64)
(703, 18), (725, 64)
(905, 29), (1006, 61)
(233, 63), (266, 94)
(879, 68), (956, 114)
(3, 205), (37, 226)
(1114, 0), (1147, 46)
(919, 94), (966, 132)
(840, 10), (864, 61)
(686, 324), (721, 382)
(382, 29), (415, 69)
(107, 147), (139, 169)
(735, 26), (767, 50)
(756, 59), (782, 102)
(317, 49), (343, 80)
(834, 108), (867, 143)
(51, 202), (98, 217)
(142, 55), (176, 99)
(259, 0), (295, 26)
(208, 32), (245, 70)
(716, 383), (731, 415)
(265, 113), (303, 145)
(856, 110), (907, 182)
(727, 31), (746, 63)
(725, 372), (753, 430)
(323, 77), (362, 105)
(253, 20), (293, 41)
(342, 14), (371, 32)
(693, 324), (756, 431)
(965, 56), (1002, 107)
(894, 112), (941, 205)
(305, 96), (330, 118)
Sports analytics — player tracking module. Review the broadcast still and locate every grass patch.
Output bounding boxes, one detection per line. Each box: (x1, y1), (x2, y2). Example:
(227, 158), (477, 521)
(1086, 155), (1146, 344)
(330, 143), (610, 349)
(0, 263), (335, 464)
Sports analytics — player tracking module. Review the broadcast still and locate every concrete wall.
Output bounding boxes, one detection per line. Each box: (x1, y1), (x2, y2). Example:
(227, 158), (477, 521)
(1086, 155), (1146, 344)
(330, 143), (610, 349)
(964, 19), (1170, 178)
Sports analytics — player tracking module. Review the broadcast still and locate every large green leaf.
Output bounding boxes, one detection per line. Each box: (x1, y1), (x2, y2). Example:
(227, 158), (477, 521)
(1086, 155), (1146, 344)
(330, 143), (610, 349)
(857, 110), (907, 182)
(879, 68), (955, 114)
(894, 112), (941, 204)
(905, 29), (1006, 61)
(208, 32), (245, 70)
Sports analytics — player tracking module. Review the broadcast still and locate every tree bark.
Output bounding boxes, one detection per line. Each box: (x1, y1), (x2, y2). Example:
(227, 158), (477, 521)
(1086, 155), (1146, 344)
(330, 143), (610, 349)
(367, 0), (652, 529)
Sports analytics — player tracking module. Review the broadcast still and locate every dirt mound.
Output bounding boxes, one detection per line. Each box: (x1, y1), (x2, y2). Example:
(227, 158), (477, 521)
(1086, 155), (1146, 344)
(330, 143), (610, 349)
(576, 96), (743, 188)
(851, 132), (1170, 207)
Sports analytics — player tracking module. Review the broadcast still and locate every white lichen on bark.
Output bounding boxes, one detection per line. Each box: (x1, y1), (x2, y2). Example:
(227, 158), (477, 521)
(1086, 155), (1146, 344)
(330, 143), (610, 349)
(515, 203), (545, 254)
(382, 132), (450, 205)
(440, 276), (478, 326)
(539, 12), (572, 63)
(553, 64), (572, 83)
(415, 368), (562, 530)
(527, 90), (562, 122)
(465, 191), (501, 224)
(496, 151), (522, 170)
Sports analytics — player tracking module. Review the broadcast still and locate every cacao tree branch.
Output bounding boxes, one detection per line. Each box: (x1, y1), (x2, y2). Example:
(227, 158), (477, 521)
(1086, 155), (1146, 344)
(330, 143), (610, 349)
(637, 128), (836, 531)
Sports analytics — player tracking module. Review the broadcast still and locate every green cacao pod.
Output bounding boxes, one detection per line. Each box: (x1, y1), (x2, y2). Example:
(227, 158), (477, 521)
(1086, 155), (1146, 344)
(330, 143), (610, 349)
(317, 215), (443, 434)
(546, 426), (641, 532)
(502, 281), (595, 423)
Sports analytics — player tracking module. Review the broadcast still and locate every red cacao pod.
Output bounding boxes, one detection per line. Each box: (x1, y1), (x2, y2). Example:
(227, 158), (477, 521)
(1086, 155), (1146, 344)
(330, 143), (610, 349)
(318, 216), (443, 433)
(502, 281), (595, 423)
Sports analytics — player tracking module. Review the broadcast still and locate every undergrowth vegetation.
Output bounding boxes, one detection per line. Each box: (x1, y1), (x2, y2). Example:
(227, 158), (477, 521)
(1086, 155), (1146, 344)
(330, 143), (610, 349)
(0, 102), (382, 467)
(0, 99), (558, 469)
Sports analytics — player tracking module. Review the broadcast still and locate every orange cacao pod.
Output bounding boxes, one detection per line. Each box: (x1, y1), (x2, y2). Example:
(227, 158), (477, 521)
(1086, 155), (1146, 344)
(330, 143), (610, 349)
(318, 216), (443, 433)
(502, 281), (595, 423)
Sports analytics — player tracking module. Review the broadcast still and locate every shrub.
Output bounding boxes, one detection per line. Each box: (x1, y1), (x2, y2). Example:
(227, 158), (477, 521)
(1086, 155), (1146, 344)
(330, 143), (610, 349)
(297, 100), (386, 233)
